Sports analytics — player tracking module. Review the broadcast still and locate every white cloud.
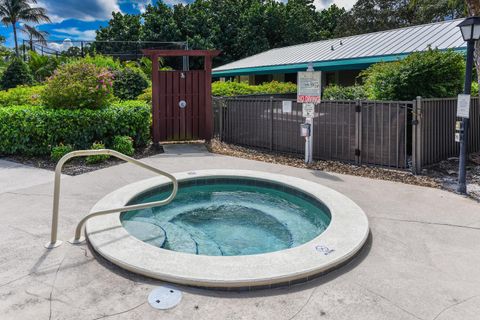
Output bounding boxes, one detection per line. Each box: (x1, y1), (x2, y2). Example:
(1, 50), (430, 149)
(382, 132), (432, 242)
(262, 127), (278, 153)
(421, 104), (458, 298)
(53, 27), (97, 40)
(314, 0), (356, 10)
(48, 39), (74, 52)
(134, 0), (153, 14)
(37, 0), (121, 23)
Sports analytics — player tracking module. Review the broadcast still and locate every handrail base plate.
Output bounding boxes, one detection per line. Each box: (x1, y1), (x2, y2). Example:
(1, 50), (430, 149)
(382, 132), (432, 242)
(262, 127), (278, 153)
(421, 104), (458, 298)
(45, 240), (63, 249)
(68, 237), (86, 245)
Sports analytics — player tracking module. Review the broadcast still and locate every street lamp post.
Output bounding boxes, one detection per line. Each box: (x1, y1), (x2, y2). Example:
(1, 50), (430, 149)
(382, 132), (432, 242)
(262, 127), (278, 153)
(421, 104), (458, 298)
(457, 17), (480, 194)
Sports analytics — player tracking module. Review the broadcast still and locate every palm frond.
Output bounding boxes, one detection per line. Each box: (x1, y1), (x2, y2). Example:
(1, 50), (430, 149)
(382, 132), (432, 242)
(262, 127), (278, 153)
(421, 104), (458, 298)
(21, 23), (48, 45)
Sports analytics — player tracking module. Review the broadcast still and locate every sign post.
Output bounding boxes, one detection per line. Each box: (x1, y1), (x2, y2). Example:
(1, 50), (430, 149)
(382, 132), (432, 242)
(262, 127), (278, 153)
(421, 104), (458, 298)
(298, 64), (321, 164)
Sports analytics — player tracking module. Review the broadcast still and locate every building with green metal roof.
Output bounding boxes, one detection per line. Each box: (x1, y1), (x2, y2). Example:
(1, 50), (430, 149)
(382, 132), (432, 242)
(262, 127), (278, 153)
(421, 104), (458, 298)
(212, 19), (467, 87)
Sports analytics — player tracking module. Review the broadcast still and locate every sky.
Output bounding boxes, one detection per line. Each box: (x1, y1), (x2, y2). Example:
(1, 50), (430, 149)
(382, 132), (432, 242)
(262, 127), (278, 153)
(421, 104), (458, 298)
(0, 0), (356, 48)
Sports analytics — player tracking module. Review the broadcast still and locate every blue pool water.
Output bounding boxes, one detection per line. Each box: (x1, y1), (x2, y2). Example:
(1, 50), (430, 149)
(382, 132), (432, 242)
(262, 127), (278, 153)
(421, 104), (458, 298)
(121, 178), (331, 256)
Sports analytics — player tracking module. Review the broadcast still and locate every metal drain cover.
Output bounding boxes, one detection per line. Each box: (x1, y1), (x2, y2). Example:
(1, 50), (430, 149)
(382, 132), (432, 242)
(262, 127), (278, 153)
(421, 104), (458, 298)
(148, 286), (182, 310)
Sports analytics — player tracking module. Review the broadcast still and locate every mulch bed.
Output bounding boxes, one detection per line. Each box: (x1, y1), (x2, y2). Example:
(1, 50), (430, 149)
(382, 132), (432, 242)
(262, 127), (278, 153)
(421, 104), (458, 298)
(206, 140), (440, 188)
(206, 139), (480, 202)
(2, 143), (164, 176)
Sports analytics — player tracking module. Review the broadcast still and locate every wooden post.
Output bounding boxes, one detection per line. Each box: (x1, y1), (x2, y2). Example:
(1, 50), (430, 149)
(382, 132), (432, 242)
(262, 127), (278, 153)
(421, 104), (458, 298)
(204, 56), (213, 141)
(151, 54), (161, 145)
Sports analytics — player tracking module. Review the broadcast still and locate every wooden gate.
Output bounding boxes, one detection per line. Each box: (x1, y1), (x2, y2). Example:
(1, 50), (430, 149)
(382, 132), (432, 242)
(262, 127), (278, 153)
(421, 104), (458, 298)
(142, 49), (221, 143)
(157, 70), (206, 141)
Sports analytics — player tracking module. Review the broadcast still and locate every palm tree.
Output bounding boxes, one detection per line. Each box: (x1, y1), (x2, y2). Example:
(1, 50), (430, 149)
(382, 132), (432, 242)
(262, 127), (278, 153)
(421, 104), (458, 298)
(21, 23), (48, 50)
(0, 0), (50, 56)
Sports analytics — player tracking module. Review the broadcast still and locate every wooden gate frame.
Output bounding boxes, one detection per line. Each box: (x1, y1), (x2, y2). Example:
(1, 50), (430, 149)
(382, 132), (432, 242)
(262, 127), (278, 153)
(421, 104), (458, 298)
(142, 49), (221, 143)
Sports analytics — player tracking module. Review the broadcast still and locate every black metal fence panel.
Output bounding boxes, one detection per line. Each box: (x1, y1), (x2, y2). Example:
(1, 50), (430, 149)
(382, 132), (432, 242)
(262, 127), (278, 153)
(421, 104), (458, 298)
(417, 97), (480, 167)
(213, 97), (411, 168)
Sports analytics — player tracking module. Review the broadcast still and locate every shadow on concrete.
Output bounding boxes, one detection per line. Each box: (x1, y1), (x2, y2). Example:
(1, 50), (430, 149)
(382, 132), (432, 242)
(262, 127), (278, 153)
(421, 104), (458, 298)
(310, 170), (344, 182)
(88, 231), (373, 298)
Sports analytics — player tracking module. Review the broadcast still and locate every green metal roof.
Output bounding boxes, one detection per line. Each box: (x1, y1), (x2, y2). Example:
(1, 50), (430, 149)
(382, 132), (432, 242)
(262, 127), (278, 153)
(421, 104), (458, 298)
(213, 19), (467, 77)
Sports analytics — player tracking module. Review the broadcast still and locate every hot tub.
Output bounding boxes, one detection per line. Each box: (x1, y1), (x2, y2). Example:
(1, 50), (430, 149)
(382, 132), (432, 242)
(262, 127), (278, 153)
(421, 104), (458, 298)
(86, 170), (369, 289)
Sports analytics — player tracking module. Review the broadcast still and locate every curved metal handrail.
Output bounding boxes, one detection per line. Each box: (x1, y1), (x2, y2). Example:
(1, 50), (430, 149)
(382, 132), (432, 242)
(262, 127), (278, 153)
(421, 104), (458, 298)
(45, 149), (178, 249)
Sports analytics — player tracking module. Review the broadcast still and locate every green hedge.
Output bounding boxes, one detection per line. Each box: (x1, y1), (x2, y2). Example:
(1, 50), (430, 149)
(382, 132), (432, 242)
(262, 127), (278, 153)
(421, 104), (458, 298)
(0, 85), (45, 107)
(362, 49), (464, 100)
(0, 101), (151, 156)
(323, 85), (367, 100)
(212, 81), (297, 96)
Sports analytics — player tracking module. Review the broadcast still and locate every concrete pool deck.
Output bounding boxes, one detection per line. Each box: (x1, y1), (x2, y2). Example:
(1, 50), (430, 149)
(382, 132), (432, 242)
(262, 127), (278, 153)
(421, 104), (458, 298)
(1, 144), (480, 319)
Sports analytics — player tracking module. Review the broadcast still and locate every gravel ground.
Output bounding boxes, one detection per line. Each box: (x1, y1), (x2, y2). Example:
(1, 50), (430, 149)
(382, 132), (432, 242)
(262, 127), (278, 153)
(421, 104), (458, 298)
(1, 143), (164, 176)
(422, 154), (480, 201)
(207, 139), (480, 202)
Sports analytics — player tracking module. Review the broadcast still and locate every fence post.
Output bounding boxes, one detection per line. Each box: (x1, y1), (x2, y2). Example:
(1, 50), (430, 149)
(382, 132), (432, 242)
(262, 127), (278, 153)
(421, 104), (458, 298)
(269, 97), (274, 151)
(218, 98), (224, 141)
(412, 96), (422, 174)
(355, 100), (362, 165)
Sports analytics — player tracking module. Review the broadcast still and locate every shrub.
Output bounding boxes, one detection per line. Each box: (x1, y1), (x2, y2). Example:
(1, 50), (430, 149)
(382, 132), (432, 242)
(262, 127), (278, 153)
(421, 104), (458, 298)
(86, 142), (109, 164)
(362, 49), (465, 100)
(76, 54), (122, 70)
(472, 81), (479, 96)
(50, 144), (74, 162)
(323, 85), (367, 100)
(256, 81), (297, 94)
(113, 68), (149, 100)
(112, 136), (134, 156)
(212, 81), (296, 96)
(0, 85), (44, 107)
(27, 51), (64, 82)
(137, 87), (152, 103)
(1, 59), (33, 90)
(42, 62), (114, 109)
(0, 101), (150, 156)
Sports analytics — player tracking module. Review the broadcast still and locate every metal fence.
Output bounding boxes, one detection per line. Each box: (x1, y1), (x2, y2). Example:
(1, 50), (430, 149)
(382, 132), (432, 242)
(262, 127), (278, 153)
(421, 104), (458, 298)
(214, 96), (480, 172)
(213, 97), (411, 168)
(21, 40), (187, 60)
(412, 97), (480, 171)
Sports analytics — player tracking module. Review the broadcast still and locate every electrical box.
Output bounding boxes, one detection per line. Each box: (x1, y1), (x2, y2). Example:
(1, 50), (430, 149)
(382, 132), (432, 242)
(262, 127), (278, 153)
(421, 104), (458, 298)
(300, 123), (311, 137)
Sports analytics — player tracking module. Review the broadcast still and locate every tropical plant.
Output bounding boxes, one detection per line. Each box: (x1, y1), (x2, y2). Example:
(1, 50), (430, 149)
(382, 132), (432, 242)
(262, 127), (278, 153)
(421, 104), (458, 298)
(112, 136), (134, 156)
(0, 101), (150, 156)
(27, 50), (61, 81)
(77, 54), (122, 71)
(0, 0), (51, 56)
(21, 23), (48, 49)
(42, 62), (114, 109)
(137, 86), (152, 103)
(362, 49), (464, 100)
(0, 57), (33, 89)
(212, 81), (296, 96)
(0, 84), (44, 106)
(113, 67), (149, 100)
(50, 143), (74, 162)
(323, 84), (367, 100)
(86, 142), (110, 164)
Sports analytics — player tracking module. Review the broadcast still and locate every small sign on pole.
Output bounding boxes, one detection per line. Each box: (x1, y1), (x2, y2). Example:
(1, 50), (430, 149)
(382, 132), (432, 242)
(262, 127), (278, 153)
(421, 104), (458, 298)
(297, 71), (322, 104)
(457, 94), (471, 118)
(302, 103), (315, 118)
(282, 101), (292, 113)
(298, 67), (321, 165)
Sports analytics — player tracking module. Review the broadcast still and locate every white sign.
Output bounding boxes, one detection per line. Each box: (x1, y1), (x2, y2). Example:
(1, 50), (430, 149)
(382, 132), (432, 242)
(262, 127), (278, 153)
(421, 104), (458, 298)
(297, 71), (322, 103)
(455, 132), (461, 142)
(302, 103), (315, 118)
(282, 101), (292, 113)
(457, 94), (471, 118)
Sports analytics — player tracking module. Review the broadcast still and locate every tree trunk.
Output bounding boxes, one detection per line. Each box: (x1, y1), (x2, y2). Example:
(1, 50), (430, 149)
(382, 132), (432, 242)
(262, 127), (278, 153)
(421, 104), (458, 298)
(12, 22), (18, 57)
(466, 1), (480, 91)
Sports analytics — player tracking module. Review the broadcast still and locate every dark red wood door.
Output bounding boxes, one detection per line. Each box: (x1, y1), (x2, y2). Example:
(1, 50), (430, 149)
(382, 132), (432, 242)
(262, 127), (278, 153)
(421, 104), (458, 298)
(156, 70), (206, 141)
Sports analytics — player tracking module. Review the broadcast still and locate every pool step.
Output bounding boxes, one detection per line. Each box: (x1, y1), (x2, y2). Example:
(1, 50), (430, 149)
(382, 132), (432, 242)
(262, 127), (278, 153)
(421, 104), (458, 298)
(161, 222), (198, 254)
(122, 219), (166, 248)
(174, 223), (224, 256)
